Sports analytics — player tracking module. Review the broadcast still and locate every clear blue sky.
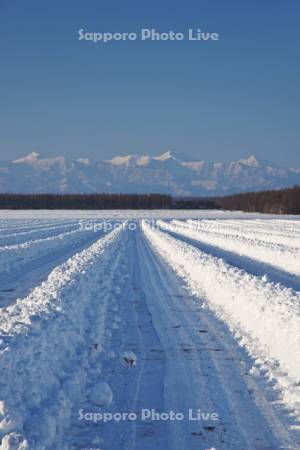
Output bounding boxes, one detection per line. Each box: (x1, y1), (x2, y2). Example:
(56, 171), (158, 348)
(0, 0), (299, 166)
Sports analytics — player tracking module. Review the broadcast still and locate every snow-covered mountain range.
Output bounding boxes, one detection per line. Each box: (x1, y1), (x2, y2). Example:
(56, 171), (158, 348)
(1, 151), (299, 196)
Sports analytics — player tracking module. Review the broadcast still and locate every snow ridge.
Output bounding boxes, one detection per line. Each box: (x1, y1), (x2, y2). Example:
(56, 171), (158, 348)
(0, 226), (124, 449)
(142, 220), (300, 419)
(159, 219), (300, 277)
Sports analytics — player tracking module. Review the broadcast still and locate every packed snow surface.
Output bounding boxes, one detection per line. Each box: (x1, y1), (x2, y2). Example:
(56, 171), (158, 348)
(0, 211), (299, 449)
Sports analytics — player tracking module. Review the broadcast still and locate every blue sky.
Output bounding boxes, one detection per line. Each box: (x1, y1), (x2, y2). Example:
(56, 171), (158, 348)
(0, 0), (299, 166)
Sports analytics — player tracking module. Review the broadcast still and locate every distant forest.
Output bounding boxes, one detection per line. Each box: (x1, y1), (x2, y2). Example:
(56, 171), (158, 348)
(216, 185), (300, 215)
(0, 186), (299, 213)
(0, 193), (173, 210)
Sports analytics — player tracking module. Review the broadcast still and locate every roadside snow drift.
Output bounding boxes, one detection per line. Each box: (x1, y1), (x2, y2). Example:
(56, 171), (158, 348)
(158, 219), (300, 277)
(142, 220), (300, 416)
(0, 227), (123, 449)
(0, 213), (299, 450)
(0, 225), (102, 275)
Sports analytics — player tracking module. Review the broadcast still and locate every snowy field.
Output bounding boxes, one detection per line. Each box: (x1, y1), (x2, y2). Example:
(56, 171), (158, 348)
(0, 210), (299, 450)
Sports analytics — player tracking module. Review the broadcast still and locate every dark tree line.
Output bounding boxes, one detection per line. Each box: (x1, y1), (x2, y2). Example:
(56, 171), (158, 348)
(216, 185), (300, 214)
(0, 186), (299, 213)
(173, 197), (217, 210)
(0, 193), (173, 210)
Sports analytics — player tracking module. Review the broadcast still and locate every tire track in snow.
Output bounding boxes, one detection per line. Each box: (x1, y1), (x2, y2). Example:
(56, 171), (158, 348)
(142, 220), (300, 448)
(68, 229), (131, 450)
(70, 228), (167, 450)
(161, 226), (300, 291)
(1, 217), (300, 449)
(186, 219), (300, 249)
(0, 222), (80, 247)
(158, 220), (300, 278)
(0, 219), (74, 235)
(74, 226), (288, 449)
(0, 227), (124, 450)
(0, 224), (106, 276)
(0, 229), (106, 308)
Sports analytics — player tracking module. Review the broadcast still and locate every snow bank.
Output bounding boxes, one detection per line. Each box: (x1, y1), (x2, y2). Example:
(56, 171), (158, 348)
(158, 219), (300, 277)
(0, 226), (100, 274)
(3, 209), (300, 220)
(89, 382), (113, 407)
(0, 226), (123, 449)
(142, 220), (300, 416)
(0, 222), (79, 247)
(186, 219), (300, 249)
(0, 219), (71, 235)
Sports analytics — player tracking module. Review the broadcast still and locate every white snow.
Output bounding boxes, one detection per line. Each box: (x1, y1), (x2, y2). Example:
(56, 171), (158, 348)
(152, 150), (174, 161)
(0, 226), (123, 448)
(0, 431), (28, 450)
(120, 351), (137, 367)
(89, 382), (113, 407)
(2, 209), (300, 220)
(0, 223), (102, 274)
(158, 218), (300, 276)
(12, 152), (39, 164)
(4, 150), (300, 195)
(142, 219), (300, 418)
(0, 211), (299, 449)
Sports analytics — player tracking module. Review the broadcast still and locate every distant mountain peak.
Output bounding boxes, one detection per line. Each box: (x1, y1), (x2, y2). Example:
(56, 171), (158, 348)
(107, 155), (136, 166)
(107, 151), (178, 167)
(153, 151), (173, 161)
(2, 151), (299, 196)
(77, 158), (91, 165)
(13, 151), (40, 164)
(238, 155), (260, 167)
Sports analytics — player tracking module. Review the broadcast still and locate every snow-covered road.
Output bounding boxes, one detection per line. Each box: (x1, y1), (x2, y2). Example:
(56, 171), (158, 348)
(0, 213), (299, 450)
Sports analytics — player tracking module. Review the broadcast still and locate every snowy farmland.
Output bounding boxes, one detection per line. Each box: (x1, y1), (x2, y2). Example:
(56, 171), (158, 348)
(0, 211), (299, 450)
